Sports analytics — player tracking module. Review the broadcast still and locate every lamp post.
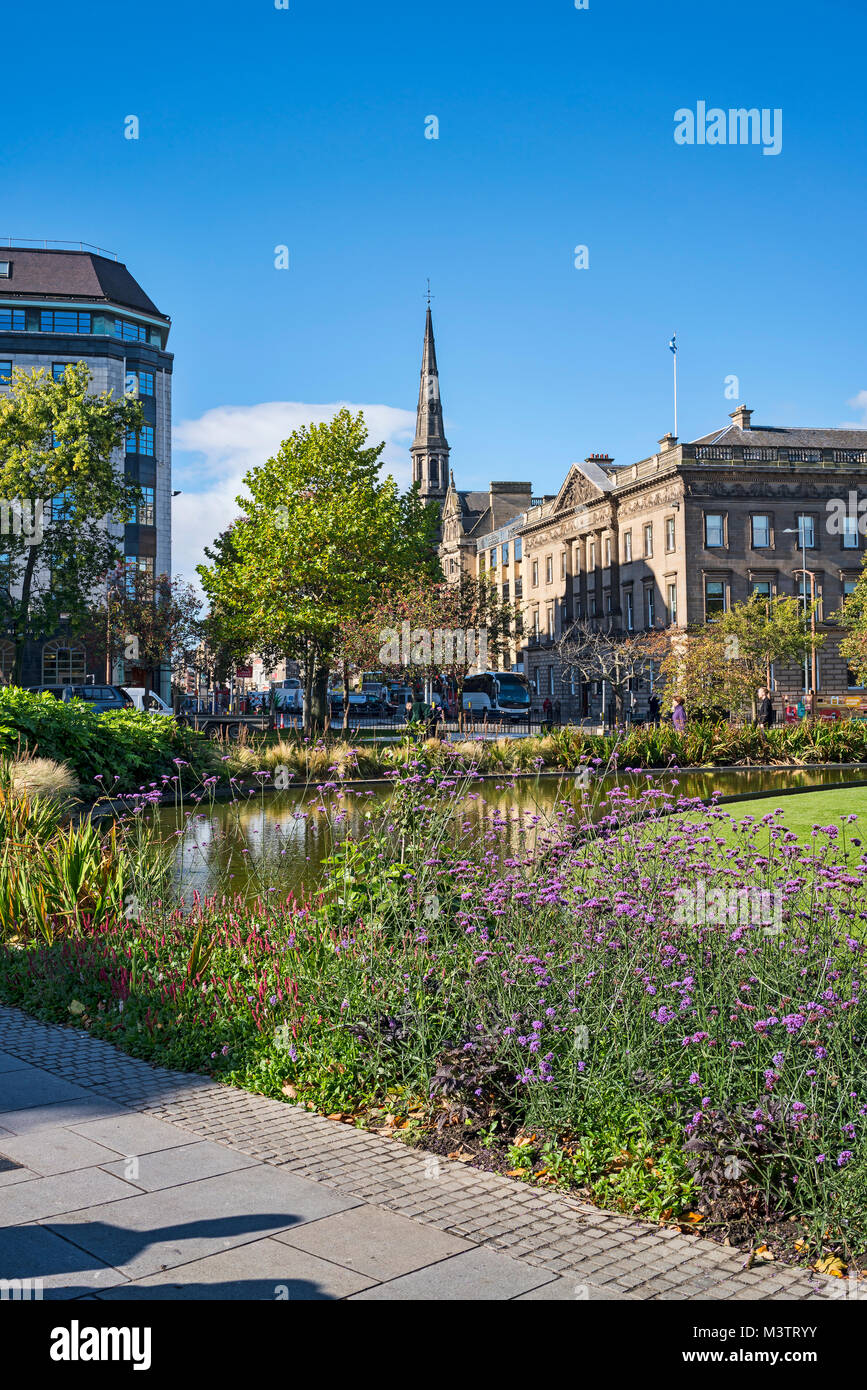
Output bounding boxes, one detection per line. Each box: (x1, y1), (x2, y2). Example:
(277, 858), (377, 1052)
(782, 525), (817, 712)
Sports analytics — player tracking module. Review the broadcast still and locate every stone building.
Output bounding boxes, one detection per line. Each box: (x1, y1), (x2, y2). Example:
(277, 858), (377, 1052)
(517, 407), (867, 719)
(0, 242), (173, 700)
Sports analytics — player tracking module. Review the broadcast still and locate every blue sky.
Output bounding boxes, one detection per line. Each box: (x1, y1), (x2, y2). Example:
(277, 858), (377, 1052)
(4, 0), (867, 578)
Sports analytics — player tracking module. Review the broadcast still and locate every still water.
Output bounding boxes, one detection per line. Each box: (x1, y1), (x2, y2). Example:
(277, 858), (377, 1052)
(153, 766), (867, 904)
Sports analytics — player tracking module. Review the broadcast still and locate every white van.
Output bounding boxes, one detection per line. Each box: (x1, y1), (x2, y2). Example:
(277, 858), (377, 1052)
(123, 687), (174, 716)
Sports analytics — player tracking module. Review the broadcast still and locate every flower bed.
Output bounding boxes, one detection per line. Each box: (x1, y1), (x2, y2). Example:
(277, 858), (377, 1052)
(1, 766), (865, 1271)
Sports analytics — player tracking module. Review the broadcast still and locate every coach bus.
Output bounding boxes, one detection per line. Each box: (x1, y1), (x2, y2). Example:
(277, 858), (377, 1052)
(461, 671), (531, 723)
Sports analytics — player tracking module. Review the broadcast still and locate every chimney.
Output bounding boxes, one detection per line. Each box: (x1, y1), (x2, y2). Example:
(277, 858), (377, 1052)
(658, 433), (678, 452)
(585, 453), (613, 464)
(730, 404), (753, 430)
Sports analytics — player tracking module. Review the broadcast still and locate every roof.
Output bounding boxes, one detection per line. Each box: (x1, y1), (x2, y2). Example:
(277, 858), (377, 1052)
(693, 423), (867, 449)
(0, 248), (168, 320)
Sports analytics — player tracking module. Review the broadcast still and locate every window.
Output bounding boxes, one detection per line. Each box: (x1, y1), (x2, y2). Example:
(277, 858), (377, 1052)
(40, 309), (91, 333)
(130, 368), (155, 397)
(751, 580), (772, 599)
(502, 582), (509, 601)
(644, 587), (655, 627)
(501, 542), (509, 565)
(114, 318), (148, 342)
(514, 537), (522, 561)
(643, 523), (653, 558)
(126, 425), (154, 456)
(478, 551), (486, 573)
(560, 551), (566, 579)
(532, 607), (540, 637)
(848, 664), (863, 691)
(42, 639), (86, 685)
(625, 589), (634, 630)
(604, 536), (611, 567)
(588, 591), (597, 618)
(666, 581), (677, 623)
(0, 361), (11, 384)
(843, 515), (859, 549)
(124, 556), (154, 597)
(665, 517), (675, 552)
(705, 579), (726, 617)
(588, 540), (596, 571)
(751, 514), (771, 548)
(797, 514), (816, 548)
(623, 531), (632, 562)
(604, 590), (612, 614)
(547, 666), (555, 695)
(844, 578), (858, 599)
(490, 547), (497, 568)
(0, 308), (25, 330)
(51, 490), (74, 522)
(136, 486), (155, 527)
(532, 560), (539, 587)
(52, 363), (73, 381)
(0, 639), (13, 682)
(705, 514), (725, 547)
(545, 555), (553, 584)
(0, 262), (10, 278)
(546, 604), (555, 638)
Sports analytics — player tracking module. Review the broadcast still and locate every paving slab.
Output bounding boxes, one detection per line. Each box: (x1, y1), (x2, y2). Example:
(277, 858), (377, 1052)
(275, 1204), (473, 1280)
(348, 1247), (559, 1300)
(0, 1051), (32, 1073)
(0, 1224), (129, 1299)
(0, 1099), (126, 1135)
(514, 1276), (634, 1300)
(0, 1069), (96, 1111)
(100, 1141), (258, 1192)
(95, 1237), (377, 1301)
(45, 1167), (362, 1281)
(67, 1112), (203, 1155)
(0, 1128), (123, 1176)
(0, 1168), (141, 1224)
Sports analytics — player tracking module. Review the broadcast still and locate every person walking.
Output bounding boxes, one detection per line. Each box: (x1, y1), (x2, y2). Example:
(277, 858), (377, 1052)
(542, 696), (553, 732)
(756, 686), (775, 730)
(671, 696), (687, 733)
(647, 693), (660, 726)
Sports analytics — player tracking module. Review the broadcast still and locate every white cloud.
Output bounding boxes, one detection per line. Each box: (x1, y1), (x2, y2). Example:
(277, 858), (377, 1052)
(839, 390), (867, 430)
(171, 400), (416, 586)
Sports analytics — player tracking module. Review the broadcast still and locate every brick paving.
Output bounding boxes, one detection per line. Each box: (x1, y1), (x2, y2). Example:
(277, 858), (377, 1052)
(0, 1004), (846, 1300)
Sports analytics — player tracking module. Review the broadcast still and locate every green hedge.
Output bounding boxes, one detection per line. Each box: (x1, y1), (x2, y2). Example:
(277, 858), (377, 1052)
(0, 689), (218, 796)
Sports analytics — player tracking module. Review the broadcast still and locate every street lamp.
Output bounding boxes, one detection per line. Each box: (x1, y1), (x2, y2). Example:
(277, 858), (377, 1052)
(782, 525), (817, 707)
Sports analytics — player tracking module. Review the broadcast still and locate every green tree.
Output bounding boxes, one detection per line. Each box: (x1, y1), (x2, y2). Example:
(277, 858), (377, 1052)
(839, 558), (867, 687)
(198, 409), (440, 731)
(0, 364), (143, 682)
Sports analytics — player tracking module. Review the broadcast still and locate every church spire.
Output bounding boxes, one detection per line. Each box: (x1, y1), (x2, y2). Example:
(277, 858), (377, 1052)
(411, 303), (449, 501)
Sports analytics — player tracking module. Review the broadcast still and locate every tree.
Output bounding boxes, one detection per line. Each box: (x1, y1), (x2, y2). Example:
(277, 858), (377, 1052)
(660, 593), (823, 720)
(557, 620), (666, 722)
(88, 567), (205, 692)
(838, 559), (867, 687)
(0, 364), (143, 681)
(341, 571), (522, 710)
(198, 409), (440, 732)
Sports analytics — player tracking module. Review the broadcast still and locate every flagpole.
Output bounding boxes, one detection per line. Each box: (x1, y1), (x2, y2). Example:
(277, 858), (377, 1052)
(673, 331), (678, 438)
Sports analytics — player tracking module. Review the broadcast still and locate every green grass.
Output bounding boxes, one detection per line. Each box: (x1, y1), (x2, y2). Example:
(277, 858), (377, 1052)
(716, 785), (867, 845)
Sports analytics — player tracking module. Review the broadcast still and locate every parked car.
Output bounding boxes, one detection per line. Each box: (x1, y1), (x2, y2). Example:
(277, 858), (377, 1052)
(26, 684), (130, 712)
(123, 686), (174, 716)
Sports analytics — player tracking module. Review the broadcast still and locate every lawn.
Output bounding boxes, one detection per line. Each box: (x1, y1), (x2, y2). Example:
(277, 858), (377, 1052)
(709, 784), (867, 852)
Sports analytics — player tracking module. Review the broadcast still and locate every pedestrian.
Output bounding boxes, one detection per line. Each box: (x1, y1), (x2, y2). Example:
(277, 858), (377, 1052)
(542, 696), (553, 732)
(756, 686), (775, 730)
(553, 698), (561, 726)
(647, 693), (660, 726)
(672, 696), (687, 733)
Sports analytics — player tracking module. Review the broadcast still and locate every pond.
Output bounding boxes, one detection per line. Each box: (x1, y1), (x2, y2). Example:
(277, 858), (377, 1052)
(154, 764), (867, 903)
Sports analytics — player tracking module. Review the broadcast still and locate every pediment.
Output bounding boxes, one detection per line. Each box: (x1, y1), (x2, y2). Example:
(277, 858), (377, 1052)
(552, 464), (607, 513)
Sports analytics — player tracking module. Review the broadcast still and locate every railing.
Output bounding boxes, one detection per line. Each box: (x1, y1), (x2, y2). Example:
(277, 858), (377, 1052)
(695, 446), (733, 460)
(0, 237), (118, 260)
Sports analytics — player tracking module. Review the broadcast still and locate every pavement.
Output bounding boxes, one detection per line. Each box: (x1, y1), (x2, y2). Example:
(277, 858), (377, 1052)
(0, 1004), (848, 1301)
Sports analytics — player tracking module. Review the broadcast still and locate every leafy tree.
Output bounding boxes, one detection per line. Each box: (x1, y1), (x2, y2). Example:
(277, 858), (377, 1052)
(198, 410), (440, 731)
(838, 560), (867, 687)
(86, 566), (205, 693)
(660, 593), (823, 720)
(0, 364), (142, 682)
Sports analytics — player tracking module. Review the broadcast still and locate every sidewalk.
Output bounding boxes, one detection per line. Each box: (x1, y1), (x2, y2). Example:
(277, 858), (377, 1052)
(0, 1005), (844, 1301)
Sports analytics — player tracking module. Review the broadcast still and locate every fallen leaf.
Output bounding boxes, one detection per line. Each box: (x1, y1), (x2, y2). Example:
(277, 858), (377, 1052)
(814, 1257), (847, 1278)
(68, 999), (85, 1016)
(281, 1083), (297, 1099)
(447, 1149), (475, 1162)
(326, 1113), (344, 1121)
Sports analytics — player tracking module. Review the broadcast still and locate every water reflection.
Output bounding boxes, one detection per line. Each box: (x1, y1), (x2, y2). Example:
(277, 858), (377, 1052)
(153, 765), (866, 904)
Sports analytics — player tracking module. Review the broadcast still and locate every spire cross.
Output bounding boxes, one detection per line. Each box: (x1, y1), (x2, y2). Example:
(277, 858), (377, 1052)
(426, 278), (433, 307)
